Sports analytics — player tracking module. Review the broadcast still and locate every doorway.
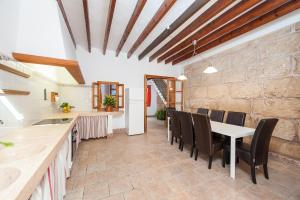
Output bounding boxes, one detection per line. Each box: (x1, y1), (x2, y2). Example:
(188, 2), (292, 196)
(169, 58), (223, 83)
(144, 74), (183, 132)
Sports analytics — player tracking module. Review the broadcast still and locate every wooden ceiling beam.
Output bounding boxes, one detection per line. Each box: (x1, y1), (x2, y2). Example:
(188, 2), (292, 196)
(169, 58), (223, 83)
(138, 0), (209, 60)
(172, 0), (300, 65)
(149, 0), (234, 62)
(83, 0), (91, 52)
(160, 0), (261, 63)
(127, 0), (176, 59)
(57, 0), (76, 47)
(116, 0), (147, 57)
(103, 0), (116, 55)
(168, 0), (289, 64)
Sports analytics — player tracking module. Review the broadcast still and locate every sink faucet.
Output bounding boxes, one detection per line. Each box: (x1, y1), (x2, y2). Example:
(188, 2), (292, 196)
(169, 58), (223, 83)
(0, 120), (3, 125)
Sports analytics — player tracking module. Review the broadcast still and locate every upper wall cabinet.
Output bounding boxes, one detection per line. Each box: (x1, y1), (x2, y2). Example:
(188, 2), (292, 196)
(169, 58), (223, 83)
(92, 81), (125, 111)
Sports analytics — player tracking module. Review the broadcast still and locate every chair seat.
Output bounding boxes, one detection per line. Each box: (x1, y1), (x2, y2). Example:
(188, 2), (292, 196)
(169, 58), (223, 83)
(212, 140), (223, 154)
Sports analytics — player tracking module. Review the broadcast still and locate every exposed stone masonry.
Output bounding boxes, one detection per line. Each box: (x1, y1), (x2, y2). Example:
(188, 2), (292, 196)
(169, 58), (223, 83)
(183, 23), (300, 160)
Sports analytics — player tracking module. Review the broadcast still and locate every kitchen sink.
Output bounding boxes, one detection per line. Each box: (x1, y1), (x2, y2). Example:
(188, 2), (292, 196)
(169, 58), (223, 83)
(0, 167), (21, 191)
(33, 118), (73, 126)
(0, 144), (46, 162)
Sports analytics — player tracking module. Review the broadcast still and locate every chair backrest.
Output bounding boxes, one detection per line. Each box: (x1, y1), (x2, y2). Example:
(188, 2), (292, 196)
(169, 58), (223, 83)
(210, 110), (225, 122)
(197, 108), (209, 115)
(225, 111), (246, 127)
(179, 111), (194, 145)
(250, 118), (278, 164)
(170, 110), (181, 138)
(192, 113), (212, 155)
(166, 107), (176, 117)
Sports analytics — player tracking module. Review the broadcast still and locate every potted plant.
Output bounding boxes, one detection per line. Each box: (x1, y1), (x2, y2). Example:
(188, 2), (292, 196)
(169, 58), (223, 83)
(103, 95), (116, 112)
(155, 109), (166, 120)
(59, 102), (74, 113)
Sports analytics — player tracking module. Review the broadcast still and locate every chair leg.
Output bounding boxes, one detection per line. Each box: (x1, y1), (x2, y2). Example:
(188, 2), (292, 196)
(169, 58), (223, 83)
(251, 163), (257, 184)
(194, 149), (198, 161)
(181, 142), (184, 151)
(222, 150), (225, 168)
(175, 137), (177, 143)
(263, 163), (269, 179)
(178, 140), (181, 149)
(171, 136), (174, 145)
(190, 146), (193, 158)
(236, 156), (239, 164)
(208, 155), (213, 169)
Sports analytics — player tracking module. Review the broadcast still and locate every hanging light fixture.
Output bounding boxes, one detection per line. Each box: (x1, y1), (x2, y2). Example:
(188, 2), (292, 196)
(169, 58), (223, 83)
(177, 74), (187, 80)
(203, 61), (218, 74)
(177, 66), (187, 81)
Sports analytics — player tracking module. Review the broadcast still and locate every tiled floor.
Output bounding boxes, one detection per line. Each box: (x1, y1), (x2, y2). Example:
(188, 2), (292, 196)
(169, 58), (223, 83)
(65, 118), (300, 200)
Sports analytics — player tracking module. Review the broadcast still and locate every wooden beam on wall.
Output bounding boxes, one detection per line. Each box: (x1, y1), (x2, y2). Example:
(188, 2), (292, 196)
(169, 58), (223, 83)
(12, 53), (78, 67)
(149, 0), (234, 62)
(159, 0), (261, 63)
(83, 0), (91, 52)
(138, 0), (209, 60)
(0, 63), (30, 78)
(168, 0), (288, 64)
(57, 0), (76, 47)
(12, 52), (85, 84)
(116, 0), (147, 56)
(127, 0), (176, 58)
(0, 89), (30, 96)
(103, 0), (116, 55)
(172, 0), (300, 65)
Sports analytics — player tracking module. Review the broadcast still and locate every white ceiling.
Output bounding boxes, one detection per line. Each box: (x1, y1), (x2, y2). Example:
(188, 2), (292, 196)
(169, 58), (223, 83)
(62, 0), (213, 59)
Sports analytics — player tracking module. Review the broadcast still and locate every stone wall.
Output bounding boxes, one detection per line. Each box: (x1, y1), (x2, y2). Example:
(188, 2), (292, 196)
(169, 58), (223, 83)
(183, 23), (300, 160)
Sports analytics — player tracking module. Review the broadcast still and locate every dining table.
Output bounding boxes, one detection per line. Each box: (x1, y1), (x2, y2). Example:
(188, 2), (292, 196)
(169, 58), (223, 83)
(167, 117), (255, 179)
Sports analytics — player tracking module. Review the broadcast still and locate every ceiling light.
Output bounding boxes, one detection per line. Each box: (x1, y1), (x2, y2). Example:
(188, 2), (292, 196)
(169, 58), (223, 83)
(177, 74), (187, 80)
(203, 66), (218, 74)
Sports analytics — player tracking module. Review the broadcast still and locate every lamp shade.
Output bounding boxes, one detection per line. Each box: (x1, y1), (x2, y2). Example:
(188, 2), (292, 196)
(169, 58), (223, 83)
(177, 74), (187, 80)
(203, 66), (218, 74)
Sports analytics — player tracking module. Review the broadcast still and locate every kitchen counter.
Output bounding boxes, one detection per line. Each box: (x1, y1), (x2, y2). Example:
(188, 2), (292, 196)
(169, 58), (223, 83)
(0, 111), (123, 200)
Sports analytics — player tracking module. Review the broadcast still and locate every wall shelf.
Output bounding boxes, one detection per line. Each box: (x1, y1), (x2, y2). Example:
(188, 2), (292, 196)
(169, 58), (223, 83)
(0, 89), (30, 96)
(0, 63), (30, 78)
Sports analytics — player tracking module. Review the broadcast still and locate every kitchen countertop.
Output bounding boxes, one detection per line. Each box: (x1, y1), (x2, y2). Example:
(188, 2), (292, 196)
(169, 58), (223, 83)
(0, 111), (123, 200)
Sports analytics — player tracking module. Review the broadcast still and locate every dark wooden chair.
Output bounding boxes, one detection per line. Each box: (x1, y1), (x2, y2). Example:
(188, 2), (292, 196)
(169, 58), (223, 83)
(224, 111), (247, 163)
(223, 118), (278, 184)
(197, 108), (209, 115)
(210, 109), (225, 122)
(178, 111), (194, 157)
(192, 113), (224, 169)
(170, 110), (181, 149)
(166, 107), (176, 131)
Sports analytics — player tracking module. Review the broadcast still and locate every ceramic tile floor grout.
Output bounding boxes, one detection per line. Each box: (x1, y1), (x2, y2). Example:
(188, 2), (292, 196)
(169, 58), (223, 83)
(64, 118), (300, 200)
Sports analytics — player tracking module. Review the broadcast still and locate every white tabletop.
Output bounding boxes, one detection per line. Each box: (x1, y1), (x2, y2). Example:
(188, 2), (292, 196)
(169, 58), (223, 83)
(210, 121), (255, 138)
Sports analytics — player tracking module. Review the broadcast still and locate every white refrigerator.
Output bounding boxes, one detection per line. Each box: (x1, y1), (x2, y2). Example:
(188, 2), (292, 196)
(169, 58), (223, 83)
(125, 88), (144, 135)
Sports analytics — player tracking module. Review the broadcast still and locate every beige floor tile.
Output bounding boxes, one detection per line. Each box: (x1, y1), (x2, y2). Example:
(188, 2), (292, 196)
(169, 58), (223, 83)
(109, 177), (133, 195)
(83, 183), (109, 200)
(64, 118), (300, 200)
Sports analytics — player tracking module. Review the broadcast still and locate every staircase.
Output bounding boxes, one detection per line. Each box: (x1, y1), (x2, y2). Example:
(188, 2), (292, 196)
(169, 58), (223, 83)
(151, 79), (167, 106)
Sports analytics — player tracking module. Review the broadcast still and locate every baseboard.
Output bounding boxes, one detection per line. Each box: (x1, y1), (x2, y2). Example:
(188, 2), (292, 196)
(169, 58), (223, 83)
(269, 152), (300, 167)
(113, 128), (126, 134)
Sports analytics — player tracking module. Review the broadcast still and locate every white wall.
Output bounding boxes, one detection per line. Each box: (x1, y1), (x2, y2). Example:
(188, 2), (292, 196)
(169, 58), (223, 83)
(77, 46), (182, 87)
(146, 81), (157, 116)
(16, 0), (76, 60)
(0, 0), (21, 55)
(0, 69), (59, 127)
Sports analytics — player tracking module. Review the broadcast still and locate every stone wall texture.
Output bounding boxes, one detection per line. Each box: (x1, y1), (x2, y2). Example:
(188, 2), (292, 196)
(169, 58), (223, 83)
(183, 23), (300, 160)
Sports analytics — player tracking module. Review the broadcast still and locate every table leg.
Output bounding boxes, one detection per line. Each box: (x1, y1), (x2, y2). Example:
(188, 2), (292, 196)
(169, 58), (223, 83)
(167, 117), (170, 141)
(230, 137), (236, 179)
